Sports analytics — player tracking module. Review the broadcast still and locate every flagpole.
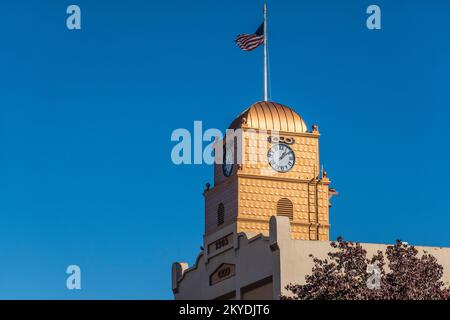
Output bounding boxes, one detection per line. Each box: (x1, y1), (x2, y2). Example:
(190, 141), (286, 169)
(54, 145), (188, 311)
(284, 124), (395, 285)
(263, 1), (268, 102)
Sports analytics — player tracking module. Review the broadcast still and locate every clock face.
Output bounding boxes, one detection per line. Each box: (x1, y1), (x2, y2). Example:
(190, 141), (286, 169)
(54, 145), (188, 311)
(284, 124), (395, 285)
(222, 145), (233, 177)
(268, 144), (295, 173)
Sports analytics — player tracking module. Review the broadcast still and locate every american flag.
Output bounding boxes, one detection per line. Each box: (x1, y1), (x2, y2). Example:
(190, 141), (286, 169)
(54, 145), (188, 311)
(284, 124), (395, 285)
(235, 22), (264, 51)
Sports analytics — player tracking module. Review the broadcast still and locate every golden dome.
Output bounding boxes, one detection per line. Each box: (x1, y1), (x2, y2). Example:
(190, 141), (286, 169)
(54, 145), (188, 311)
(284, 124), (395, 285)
(229, 101), (308, 133)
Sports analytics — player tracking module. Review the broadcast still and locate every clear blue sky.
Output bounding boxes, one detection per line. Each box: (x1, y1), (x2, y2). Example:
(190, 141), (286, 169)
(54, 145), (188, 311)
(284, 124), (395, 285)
(0, 0), (449, 299)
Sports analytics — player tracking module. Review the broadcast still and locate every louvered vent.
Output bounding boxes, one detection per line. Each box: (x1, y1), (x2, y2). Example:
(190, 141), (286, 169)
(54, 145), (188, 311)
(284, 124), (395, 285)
(217, 203), (225, 226)
(277, 198), (293, 221)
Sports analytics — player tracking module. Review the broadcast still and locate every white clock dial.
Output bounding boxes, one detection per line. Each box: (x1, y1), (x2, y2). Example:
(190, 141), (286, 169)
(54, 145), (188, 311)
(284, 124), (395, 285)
(267, 144), (295, 173)
(222, 145), (233, 177)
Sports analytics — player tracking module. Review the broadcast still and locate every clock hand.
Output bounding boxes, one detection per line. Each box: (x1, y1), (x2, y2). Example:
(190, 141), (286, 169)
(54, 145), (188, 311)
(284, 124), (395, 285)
(279, 150), (288, 160)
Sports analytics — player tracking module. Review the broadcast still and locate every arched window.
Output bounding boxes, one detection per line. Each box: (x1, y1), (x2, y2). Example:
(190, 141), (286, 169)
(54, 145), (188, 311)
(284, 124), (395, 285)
(277, 198), (293, 221)
(217, 203), (225, 226)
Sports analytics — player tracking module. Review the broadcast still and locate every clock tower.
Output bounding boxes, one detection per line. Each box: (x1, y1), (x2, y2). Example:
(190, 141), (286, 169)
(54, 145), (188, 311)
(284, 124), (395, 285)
(174, 103), (450, 301)
(203, 101), (334, 241)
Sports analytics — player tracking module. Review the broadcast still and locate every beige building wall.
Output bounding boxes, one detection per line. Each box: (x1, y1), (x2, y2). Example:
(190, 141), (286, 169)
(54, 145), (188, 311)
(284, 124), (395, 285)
(173, 222), (276, 300)
(173, 216), (450, 300)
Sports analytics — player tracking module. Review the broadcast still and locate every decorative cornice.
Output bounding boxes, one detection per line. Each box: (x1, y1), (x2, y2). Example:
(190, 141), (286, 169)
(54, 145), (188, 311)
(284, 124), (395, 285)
(242, 127), (320, 138)
(238, 217), (330, 228)
(237, 173), (331, 185)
